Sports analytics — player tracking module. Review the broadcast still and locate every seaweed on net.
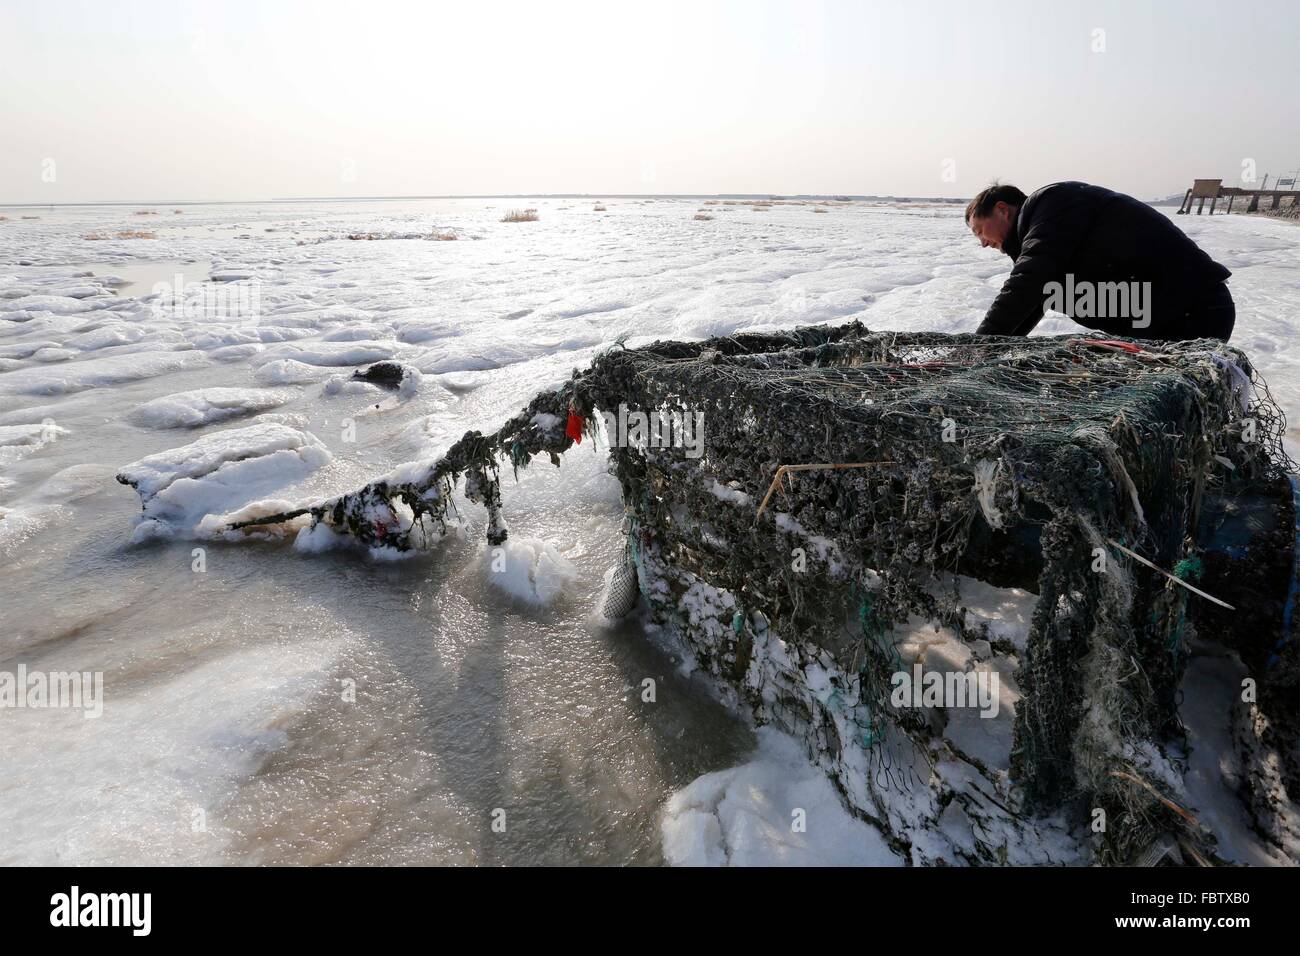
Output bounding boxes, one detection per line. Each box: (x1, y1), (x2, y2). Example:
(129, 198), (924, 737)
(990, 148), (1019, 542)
(223, 320), (1294, 862)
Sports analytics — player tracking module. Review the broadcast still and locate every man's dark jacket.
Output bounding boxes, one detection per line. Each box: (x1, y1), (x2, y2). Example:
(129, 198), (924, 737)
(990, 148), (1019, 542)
(976, 181), (1232, 338)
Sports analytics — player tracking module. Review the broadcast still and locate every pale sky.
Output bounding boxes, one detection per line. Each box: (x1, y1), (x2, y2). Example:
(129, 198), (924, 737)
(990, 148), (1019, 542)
(2, 0), (1297, 203)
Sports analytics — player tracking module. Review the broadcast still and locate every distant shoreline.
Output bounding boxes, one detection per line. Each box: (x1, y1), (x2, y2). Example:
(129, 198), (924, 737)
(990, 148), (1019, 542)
(0, 193), (970, 210)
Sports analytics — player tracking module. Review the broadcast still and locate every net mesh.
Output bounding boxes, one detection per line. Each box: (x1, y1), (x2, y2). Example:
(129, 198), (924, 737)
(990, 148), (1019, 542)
(226, 321), (1294, 863)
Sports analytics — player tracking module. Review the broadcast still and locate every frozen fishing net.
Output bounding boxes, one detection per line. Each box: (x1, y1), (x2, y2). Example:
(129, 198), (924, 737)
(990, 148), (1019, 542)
(221, 321), (1294, 863)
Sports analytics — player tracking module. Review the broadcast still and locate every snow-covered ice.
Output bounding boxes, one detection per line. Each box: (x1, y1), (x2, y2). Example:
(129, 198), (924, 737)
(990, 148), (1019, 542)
(483, 537), (579, 605)
(130, 387), (295, 429)
(662, 727), (904, 866)
(0, 349), (211, 396)
(116, 422), (331, 541)
(2, 197), (1297, 865)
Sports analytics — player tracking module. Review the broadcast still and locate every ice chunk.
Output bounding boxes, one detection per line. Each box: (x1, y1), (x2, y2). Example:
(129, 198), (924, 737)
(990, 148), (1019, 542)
(0, 350), (210, 396)
(662, 727), (902, 866)
(483, 537), (577, 605)
(5, 294), (115, 315)
(188, 327), (312, 350)
(208, 343), (265, 362)
(130, 387), (294, 429)
(293, 520), (354, 554)
(261, 341), (396, 367)
(116, 422), (331, 539)
(32, 348), (77, 362)
(117, 422), (323, 500)
(255, 359), (333, 385)
(64, 324), (148, 352)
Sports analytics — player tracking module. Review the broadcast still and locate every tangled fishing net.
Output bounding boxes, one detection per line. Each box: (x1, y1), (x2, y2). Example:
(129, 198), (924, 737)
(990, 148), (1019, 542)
(212, 321), (1294, 863)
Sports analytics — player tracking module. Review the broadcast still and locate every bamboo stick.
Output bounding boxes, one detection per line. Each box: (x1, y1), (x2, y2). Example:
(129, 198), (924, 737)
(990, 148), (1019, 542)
(755, 461), (894, 518)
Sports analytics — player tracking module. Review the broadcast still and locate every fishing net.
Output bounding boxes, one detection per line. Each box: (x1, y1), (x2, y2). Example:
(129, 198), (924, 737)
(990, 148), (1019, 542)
(221, 320), (1294, 863)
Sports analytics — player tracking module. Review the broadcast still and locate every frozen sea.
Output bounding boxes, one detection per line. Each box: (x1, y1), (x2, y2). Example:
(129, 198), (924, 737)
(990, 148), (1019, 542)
(1, 197), (1296, 865)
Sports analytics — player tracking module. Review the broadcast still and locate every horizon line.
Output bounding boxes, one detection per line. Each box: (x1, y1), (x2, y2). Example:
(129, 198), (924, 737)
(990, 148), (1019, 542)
(0, 192), (978, 209)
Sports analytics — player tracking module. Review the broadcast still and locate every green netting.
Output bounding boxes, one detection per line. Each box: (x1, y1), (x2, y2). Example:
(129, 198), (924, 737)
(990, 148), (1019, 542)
(224, 320), (1294, 863)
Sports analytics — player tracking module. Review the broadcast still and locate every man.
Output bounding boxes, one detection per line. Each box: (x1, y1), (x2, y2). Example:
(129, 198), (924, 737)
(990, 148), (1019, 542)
(967, 181), (1234, 340)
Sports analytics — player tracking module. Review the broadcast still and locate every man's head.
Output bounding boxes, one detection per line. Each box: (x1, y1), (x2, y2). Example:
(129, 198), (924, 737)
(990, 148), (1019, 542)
(965, 183), (1027, 253)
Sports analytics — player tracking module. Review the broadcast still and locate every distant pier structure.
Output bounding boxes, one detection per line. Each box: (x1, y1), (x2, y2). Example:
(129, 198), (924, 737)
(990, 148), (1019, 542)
(1177, 177), (1300, 215)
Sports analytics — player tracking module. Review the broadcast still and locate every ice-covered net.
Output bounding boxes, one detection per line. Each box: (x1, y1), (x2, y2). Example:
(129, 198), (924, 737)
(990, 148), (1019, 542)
(222, 321), (1294, 862)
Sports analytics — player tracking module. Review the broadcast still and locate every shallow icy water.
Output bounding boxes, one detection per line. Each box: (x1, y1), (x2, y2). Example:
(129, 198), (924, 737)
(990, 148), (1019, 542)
(1, 197), (1297, 864)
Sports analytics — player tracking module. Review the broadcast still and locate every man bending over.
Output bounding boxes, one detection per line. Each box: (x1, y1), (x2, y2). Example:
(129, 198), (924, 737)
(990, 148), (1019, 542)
(967, 181), (1234, 340)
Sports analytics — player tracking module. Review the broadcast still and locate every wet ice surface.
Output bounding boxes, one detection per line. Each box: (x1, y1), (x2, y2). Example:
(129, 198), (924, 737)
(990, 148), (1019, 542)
(1, 198), (1297, 865)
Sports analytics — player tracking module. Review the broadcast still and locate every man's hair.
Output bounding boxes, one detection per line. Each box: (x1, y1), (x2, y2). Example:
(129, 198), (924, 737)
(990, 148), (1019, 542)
(964, 183), (1028, 223)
